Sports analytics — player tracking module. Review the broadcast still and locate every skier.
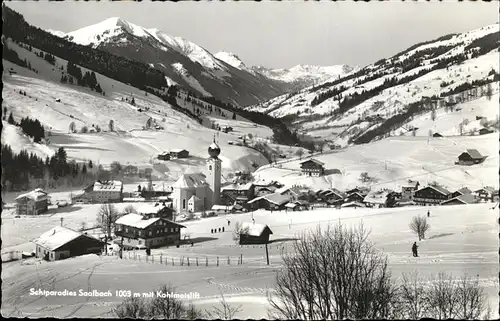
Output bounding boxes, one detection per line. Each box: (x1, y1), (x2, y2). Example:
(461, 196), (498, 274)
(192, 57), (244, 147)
(412, 242), (419, 257)
(427, 210), (430, 218)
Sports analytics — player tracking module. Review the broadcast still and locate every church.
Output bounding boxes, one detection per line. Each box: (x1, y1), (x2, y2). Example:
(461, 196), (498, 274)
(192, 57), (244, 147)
(171, 140), (222, 214)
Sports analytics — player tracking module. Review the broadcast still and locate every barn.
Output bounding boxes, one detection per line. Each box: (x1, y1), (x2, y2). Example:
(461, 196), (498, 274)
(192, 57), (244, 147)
(456, 149), (488, 166)
(239, 222), (273, 245)
(32, 226), (105, 261)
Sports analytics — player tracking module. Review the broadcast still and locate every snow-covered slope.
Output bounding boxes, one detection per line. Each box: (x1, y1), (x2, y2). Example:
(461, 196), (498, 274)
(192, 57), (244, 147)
(248, 23), (500, 147)
(253, 64), (358, 90)
(214, 51), (250, 72)
(2, 38), (271, 179)
(61, 17), (291, 107)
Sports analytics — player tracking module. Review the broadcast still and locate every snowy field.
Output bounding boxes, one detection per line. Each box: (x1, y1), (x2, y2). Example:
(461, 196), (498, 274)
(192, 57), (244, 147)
(253, 133), (499, 192)
(2, 38), (273, 175)
(2, 203), (498, 318)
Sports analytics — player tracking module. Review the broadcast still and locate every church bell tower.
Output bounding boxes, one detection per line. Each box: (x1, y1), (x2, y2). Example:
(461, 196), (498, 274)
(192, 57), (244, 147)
(206, 137), (222, 208)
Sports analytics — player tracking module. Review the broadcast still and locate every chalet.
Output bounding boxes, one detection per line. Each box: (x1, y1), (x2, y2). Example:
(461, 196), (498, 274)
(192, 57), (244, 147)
(32, 226), (105, 261)
(345, 190), (366, 203)
(254, 186), (277, 197)
(318, 188), (346, 205)
(413, 185), (451, 206)
(478, 128), (494, 135)
(473, 187), (499, 202)
(455, 149), (487, 166)
(136, 203), (174, 220)
(432, 132), (443, 137)
(157, 152), (171, 161)
(114, 214), (186, 249)
(277, 186), (309, 202)
(247, 193), (290, 211)
(170, 149), (189, 159)
(450, 187), (472, 199)
(363, 190), (391, 208)
(239, 222), (273, 245)
(285, 200), (310, 211)
(221, 183), (255, 205)
(401, 180), (420, 201)
(15, 188), (49, 215)
(440, 193), (479, 206)
(300, 158), (325, 177)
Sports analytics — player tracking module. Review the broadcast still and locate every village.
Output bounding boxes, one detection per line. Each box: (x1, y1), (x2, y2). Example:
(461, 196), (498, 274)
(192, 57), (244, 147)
(5, 139), (499, 263)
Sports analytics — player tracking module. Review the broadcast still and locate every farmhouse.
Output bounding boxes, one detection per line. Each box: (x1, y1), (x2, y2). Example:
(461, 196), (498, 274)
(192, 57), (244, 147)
(247, 193), (290, 211)
(473, 186), (499, 202)
(277, 186), (309, 201)
(221, 182), (255, 205)
(317, 188), (346, 205)
(15, 188), (48, 215)
(455, 149), (488, 166)
(32, 226), (105, 261)
(440, 193), (479, 206)
(345, 190), (367, 203)
(300, 158), (325, 177)
(254, 186), (277, 197)
(413, 185), (451, 206)
(170, 149), (189, 159)
(238, 222), (273, 245)
(363, 190), (390, 208)
(115, 214), (186, 249)
(450, 187), (472, 199)
(401, 180), (420, 201)
(285, 200), (310, 211)
(157, 152), (170, 161)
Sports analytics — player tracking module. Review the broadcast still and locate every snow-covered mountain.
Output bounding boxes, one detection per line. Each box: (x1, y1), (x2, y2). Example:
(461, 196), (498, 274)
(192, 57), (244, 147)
(47, 29), (66, 38)
(214, 52), (250, 72)
(252, 64), (358, 91)
(59, 18), (293, 107)
(248, 23), (500, 147)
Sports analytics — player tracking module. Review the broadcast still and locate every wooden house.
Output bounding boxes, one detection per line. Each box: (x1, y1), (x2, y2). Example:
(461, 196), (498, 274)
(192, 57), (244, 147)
(254, 186), (277, 197)
(413, 185), (451, 206)
(278, 186), (309, 202)
(157, 152), (171, 161)
(363, 190), (391, 208)
(401, 180), (420, 201)
(170, 149), (189, 159)
(455, 149), (488, 166)
(440, 193), (479, 206)
(247, 193), (290, 211)
(135, 203), (174, 220)
(345, 191), (366, 203)
(221, 183), (255, 205)
(299, 158), (325, 177)
(285, 200), (310, 211)
(15, 188), (49, 215)
(32, 226), (105, 261)
(239, 222), (273, 245)
(115, 214), (186, 249)
(473, 187), (499, 202)
(317, 188), (346, 205)
(450, 187), (472, 199)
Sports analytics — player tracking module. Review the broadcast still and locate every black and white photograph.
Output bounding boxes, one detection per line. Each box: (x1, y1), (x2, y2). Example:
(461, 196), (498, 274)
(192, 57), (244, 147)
(1, 0), (499, 319)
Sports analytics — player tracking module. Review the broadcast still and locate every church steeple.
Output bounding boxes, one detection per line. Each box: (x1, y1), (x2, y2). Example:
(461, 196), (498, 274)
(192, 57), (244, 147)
(208, 135), (221, 158)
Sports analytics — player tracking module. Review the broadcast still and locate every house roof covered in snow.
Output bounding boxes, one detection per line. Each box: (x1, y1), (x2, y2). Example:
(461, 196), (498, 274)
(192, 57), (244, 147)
(341, 201), (366, 208)
(32, 226), (97, 251)
(240, 222), (273, 237)
(93, 180), (123, 192)
(463, 149), (485, 160)
(441, 193), (479, 205)
(170, 148), (188, 153)
(475, 186), (498, 194)
(455, 187), (472, 195)
(115, 213), (185, 229)
(135, 203), (169, 214)
(402, 180), (420, 188)
(363, 190), (390, 204)
(248, 193), (291, 206)
(15, 188), (48, 201)
(418, 185), (451, 196)
(172, 173), (207, 189)
(299, 158), (325, 166)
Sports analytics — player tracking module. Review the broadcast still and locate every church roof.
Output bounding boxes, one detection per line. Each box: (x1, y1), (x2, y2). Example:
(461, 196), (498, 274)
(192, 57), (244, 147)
(172, 173), (207, 189)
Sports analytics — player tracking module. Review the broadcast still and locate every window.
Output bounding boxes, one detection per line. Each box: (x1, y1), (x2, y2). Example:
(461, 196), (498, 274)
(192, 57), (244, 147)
(209, 165), (212, 170)
(149, 231), (152, 236)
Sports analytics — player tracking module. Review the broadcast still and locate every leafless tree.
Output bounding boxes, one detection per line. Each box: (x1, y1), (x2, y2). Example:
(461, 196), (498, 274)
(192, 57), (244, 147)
(426, 272), (459, 319)
(232, 221), (250, 244)
(454, 275), (487, 319)
(398, 272), (431, 319)
(409, 215), (430, 241)
(96, 204), (121, 239)
(113, 296), (149, 319)
(267, 222), (399, 320)
(205, 289), (242, 320)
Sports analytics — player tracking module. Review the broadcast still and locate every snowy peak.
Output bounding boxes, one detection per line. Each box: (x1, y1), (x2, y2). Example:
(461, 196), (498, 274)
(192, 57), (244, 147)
(65, 17), (154, 47)
(214, 52), (248, 71)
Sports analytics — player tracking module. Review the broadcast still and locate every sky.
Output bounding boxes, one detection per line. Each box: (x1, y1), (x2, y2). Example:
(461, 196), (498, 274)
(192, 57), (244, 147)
(6, 0), (499, 69)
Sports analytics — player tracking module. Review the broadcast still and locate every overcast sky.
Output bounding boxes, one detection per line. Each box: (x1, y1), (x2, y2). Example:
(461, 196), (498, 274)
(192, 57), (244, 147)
(6, 0), (499, 69)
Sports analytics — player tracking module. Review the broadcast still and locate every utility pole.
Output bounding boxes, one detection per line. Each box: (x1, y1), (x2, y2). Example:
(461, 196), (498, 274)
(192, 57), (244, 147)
(265, 242), (270, 266)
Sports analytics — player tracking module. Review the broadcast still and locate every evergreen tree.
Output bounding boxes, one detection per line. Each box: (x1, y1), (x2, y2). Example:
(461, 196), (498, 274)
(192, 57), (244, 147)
(88, 160), (94, 169)
(7, 112), (15, 125)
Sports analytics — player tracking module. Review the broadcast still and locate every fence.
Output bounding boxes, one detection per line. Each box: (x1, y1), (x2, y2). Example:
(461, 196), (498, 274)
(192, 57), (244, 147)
(119, 250), (246, 268)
